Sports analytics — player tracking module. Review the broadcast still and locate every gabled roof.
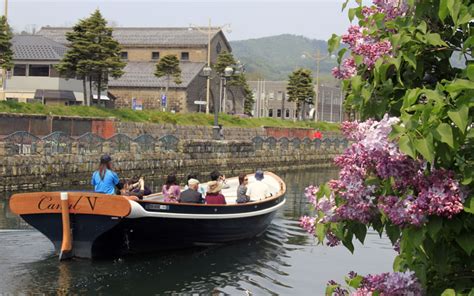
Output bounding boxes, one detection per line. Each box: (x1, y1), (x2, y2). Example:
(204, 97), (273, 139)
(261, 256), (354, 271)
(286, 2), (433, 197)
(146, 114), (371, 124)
(12, 35), (67, 61)
(108, 61), (205, 89)
(37, 27), (231, 49)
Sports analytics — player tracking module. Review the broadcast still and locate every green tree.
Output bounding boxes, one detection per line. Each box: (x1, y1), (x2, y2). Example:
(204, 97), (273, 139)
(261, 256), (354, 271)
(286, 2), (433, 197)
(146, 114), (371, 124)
(0, 16), (13, 92)
(154, 54), (182, 109)
(287, 68), (315, 120)
(215, 51), (254, 114)
(85, 10), (125, 104)
(56, 18), (92, 105)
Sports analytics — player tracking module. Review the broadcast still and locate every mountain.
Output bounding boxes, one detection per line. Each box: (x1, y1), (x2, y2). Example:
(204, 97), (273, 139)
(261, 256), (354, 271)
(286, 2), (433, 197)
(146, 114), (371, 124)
(230, 34), (338, 82)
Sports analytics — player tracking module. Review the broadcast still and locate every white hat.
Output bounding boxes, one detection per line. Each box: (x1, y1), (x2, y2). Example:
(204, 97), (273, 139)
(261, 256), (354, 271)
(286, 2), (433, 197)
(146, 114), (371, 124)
(188, 178), (200, 186)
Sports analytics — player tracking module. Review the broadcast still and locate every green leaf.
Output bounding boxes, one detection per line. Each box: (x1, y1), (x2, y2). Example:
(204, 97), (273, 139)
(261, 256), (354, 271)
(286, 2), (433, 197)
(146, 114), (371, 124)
(353, 223), (367, 244)
(467, 64), (474, 81)
(455, 233), (474, 255)
(446, 79), (474, 93)
(435, 123), (454, 148)
(441, 289), (456, 296)
(438, 0), (449, 21)
(347, 275), (363, 288)
(414, 134), (435, 163)
(427, 216), (443, 240)
(448, 105), (469, 133)
(348, 8), (357, 22)
(464, 196), (474, 214)
(399, 134), (416, 159)
(425, 33), (448, 46)
(316, 223), (326, 242)
(328, 34), (341, 54)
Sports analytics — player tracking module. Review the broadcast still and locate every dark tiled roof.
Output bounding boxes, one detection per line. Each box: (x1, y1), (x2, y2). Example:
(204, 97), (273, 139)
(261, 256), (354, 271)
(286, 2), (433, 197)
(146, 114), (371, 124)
(108, 61), (205, 88)
(12, 35), (67, 61)
(38, 27), (225, 47)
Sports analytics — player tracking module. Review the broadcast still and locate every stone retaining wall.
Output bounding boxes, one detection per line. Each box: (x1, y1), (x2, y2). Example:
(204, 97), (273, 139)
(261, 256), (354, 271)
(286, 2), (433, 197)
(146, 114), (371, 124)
(0, 139), (342, 192)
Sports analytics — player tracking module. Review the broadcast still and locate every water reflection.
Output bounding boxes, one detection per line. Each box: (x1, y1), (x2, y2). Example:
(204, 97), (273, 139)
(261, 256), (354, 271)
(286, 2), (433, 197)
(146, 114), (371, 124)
(0, 169), (395, 295)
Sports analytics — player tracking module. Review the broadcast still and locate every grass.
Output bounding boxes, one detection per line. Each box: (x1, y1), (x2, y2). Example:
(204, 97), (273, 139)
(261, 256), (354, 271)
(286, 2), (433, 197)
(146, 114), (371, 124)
(0, 101), (340, 131)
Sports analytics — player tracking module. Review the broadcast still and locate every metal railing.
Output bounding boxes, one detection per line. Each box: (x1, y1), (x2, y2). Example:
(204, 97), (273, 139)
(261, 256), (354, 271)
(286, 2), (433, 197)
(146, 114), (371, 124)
(0, 131), (349, 156)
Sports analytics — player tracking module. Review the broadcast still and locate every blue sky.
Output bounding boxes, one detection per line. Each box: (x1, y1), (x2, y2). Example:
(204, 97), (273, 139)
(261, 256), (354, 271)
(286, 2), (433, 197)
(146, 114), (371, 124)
(5, 0), (370, 41)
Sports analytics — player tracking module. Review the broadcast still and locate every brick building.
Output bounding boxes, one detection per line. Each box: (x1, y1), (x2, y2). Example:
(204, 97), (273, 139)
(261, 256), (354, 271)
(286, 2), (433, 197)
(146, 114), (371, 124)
(38, 27), (244, 113)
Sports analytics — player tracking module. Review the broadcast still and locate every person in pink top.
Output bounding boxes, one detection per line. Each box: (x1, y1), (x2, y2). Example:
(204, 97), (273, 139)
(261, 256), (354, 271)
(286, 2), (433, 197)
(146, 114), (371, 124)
(162, 174), (181, 203)
(205, 181), (226, 205)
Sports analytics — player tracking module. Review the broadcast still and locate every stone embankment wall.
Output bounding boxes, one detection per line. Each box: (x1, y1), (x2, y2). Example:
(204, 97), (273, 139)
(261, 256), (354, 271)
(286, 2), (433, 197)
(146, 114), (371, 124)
(0, 139), (343, 192)
(0, 113), (340, 141)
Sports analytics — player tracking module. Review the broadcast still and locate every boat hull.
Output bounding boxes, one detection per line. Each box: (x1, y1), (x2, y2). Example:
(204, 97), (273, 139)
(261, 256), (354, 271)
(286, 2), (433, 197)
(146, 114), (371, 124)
(19, 197), (284, 258)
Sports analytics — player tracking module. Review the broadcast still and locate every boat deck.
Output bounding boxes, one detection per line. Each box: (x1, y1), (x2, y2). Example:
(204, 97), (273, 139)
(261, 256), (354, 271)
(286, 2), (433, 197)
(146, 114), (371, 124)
(145, 173), (282, 204)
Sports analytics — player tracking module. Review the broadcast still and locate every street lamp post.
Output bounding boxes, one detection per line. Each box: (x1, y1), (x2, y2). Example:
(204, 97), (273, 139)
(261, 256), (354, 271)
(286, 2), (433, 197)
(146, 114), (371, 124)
(202, 66), (221, 140)
(189, 19), (231, 115)
(302, 49), (334, 122)
(221, 66), (233, 114)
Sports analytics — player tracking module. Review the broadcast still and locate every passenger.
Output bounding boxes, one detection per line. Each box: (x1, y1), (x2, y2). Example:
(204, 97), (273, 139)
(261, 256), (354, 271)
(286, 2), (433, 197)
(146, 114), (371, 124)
(179, 179), (204, 204)
(184, 173), (206, 196)
(209, 170), (230, 189)
(205, 181), (226, 205)
(246, 170), (272, 201)
(236, 173), (250, 203)
(91, 155), (119, 195)
(120, 177), (151, 200)
(162, 174), (181, 203)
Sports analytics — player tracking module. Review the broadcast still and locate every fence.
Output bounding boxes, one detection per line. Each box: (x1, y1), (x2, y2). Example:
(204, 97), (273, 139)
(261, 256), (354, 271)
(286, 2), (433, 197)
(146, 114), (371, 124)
(0, 131), (349, 156)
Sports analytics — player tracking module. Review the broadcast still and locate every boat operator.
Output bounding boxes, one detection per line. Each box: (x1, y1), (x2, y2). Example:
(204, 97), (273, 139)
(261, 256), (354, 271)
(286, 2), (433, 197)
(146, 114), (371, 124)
(91, 155), (120, 195)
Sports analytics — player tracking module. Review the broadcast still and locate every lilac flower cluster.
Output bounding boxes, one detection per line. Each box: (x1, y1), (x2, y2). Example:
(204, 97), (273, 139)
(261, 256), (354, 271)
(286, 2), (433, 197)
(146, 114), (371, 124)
(328, 271), (423, 296)
(359, 271), (423, 295)
(302, 114), (465, 231)
(299, 216), (316, 235)
(332, 0), (408, 79)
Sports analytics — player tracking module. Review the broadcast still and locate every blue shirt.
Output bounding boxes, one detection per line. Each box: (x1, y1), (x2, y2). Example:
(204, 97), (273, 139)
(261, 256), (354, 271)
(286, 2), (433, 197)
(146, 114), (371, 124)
(91, 169), (119, 195)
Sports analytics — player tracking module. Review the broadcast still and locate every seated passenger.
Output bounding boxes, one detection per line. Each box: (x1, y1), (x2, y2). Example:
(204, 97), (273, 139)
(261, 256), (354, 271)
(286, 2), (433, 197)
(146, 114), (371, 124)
(209, 170), (230, 190)
(184, 173), (206, 196)
(91, 155), (119, 195)
(236, 173), (250, 204)
(179, 179), (204, 204)
(120, 177), (151, 200)
(162, 174), (181, 203)
(246, 170), (272, 201)
(205, 181), (226, 205)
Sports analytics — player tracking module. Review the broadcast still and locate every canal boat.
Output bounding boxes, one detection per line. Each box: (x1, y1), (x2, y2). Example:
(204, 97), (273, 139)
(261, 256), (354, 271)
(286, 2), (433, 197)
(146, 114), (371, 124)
(9, 172), (286, 259)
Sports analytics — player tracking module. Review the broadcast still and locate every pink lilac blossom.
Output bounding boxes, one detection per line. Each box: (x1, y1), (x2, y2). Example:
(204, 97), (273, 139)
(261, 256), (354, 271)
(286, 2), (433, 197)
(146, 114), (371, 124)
(332, 58), (358, 79)
(333, 0), (408, 79)
(299, 216), (316, 235)
(328, 271), (423, 296)
(301, 114), (465, 232)
(326, 231), (341, 247)
(360, 271), (423, 295)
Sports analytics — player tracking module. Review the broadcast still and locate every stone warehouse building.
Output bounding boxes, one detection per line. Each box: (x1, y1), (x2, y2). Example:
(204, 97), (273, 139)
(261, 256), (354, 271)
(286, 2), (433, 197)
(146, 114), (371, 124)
(38, 27), (244, 113)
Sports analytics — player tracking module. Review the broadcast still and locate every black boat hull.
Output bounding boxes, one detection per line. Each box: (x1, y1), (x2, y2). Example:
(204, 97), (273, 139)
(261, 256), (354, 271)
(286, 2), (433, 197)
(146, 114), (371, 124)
(20, 200), (283, 258)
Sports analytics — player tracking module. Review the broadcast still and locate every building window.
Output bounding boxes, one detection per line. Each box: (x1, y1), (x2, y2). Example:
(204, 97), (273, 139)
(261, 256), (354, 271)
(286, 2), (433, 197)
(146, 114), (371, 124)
(13, 64), (27, 76)
(29, 64), (49, 77)
(120, 52), (128, 60)
(268, 109), (273, 117)
(151, 52), (160, 60)
(286, 109), (290, 118)
(216, 42), (222, 54)
(181, 52), (189, 61)
(277, 109), (282, 118)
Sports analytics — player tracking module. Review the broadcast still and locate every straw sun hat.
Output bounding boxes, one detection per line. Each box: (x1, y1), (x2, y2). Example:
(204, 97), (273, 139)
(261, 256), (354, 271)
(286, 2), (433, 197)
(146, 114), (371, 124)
(207, 181), (223, 194)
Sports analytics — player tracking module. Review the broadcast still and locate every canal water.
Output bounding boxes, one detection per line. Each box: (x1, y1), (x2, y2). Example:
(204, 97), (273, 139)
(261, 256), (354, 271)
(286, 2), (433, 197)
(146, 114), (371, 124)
(0, 169), (395, 295)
